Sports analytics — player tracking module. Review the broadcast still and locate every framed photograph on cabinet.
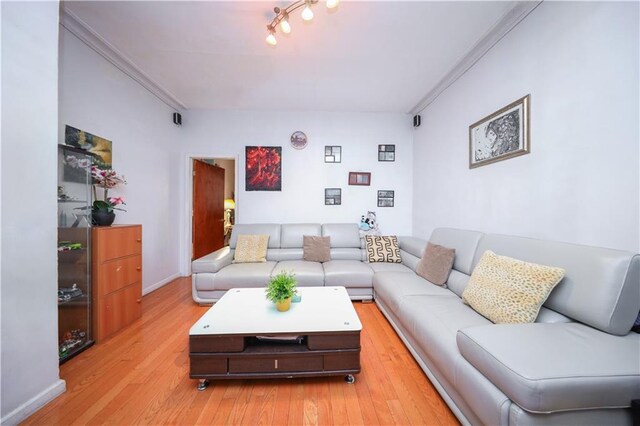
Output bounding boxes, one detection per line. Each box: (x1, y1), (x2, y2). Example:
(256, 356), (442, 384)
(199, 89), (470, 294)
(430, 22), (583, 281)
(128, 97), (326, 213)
(349, 172), (371, 186)
(378, 145), (395, 162)
(377, 190), (394, 207)
(325, 188), (341, 205)
(325, 146), (342, 163)
(469, 95), (530, 169)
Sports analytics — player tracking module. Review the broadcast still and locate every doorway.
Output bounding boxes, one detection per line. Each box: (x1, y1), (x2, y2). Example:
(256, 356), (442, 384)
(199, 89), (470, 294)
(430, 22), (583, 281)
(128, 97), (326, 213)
(191, 158), (236, 261)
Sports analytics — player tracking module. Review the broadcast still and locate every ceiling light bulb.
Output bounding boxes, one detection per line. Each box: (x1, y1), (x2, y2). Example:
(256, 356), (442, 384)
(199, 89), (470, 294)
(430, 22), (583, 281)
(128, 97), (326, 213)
(266, 32), (277, 45)
(280, 19), (291, 34)
(326, 0), (339, 9)
(301, 5), (314, 21)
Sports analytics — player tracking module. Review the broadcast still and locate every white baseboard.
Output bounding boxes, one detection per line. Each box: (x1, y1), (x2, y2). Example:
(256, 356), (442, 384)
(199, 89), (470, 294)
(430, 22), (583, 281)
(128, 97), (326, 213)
(142, 272), (183, 296)
(1, 379), (66, 425)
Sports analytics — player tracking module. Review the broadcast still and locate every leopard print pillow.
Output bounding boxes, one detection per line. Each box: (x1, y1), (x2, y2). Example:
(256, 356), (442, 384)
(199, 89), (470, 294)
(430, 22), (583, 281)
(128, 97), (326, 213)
(233, 234), (269, 263)
(462, 250), (565, 324)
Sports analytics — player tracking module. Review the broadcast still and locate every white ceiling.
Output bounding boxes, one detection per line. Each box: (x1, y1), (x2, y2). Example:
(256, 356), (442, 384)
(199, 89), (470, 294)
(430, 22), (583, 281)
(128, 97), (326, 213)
(63, 1), (517, 113)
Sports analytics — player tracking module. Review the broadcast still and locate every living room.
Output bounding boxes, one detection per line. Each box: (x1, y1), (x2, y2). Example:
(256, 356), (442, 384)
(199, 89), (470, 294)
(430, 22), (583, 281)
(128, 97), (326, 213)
(2, 0), (639, 425)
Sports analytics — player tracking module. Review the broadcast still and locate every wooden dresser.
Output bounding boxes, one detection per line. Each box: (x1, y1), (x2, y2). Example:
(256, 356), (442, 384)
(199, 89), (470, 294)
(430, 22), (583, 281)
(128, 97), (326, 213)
(92, 224), (142, 342)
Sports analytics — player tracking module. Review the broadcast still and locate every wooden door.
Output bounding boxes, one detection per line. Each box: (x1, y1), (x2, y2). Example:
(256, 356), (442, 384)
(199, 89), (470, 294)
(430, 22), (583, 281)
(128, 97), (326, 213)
(193, 160), (225, 260)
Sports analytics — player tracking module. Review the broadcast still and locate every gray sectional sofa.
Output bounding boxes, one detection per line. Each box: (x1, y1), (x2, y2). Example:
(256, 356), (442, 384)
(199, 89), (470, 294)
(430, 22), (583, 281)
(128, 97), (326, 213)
(191, 223), (640, 425)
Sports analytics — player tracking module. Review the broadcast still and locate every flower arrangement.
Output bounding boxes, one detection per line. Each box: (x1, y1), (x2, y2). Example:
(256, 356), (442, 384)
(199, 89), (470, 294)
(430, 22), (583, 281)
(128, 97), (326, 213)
(91, 166), (127, 212)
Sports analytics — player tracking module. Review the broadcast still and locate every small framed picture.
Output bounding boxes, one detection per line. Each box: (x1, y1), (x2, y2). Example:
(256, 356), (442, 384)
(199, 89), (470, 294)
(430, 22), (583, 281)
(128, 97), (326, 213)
(378, 145), (395, 162)
(348, 172), (371, 186)
(325, 146), (342, 163)
(377, 190), (394, 207)
(325, 188), (341, 205)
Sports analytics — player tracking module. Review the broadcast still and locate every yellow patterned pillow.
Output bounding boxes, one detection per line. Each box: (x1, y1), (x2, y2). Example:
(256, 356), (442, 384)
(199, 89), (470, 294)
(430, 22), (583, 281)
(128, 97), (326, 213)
(233, 234), (269, 263)
(462, 250), (565, 324)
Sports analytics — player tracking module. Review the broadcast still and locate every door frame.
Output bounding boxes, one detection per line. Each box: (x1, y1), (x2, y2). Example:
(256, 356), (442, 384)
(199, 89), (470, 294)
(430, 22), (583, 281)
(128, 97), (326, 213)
(183, 153), (239, 275)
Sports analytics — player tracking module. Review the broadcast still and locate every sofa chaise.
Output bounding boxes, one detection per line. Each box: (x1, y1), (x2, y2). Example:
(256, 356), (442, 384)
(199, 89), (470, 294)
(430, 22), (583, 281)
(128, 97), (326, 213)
(191, 223), (640, 425)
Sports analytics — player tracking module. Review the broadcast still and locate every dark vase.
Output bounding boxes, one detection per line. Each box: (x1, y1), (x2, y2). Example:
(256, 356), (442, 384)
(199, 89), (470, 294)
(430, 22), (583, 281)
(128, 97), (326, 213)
(92, 210), (115, 227)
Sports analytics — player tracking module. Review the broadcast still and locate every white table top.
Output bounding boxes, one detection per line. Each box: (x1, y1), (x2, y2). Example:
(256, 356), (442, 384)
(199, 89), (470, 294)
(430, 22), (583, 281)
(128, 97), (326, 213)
(190, 286), (362, 336)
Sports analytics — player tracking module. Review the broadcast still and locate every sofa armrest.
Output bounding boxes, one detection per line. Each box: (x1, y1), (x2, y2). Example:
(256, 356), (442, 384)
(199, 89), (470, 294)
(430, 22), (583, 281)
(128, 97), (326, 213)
(457, 323), (640, 414)
(192, 247), (233, 274)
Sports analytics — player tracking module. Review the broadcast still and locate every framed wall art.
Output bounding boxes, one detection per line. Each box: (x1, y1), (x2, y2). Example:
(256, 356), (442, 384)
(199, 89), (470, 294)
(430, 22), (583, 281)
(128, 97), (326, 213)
(377, 190), (394, 207)
(469, 95), (530, 169)
(325, 188), (341, 205)
(325, 146), (342, 163)
(348, 172), (371, 186)
(290, 131), (308, 150)
(378, 145), (395, 162)
(245, 146), (282, 191)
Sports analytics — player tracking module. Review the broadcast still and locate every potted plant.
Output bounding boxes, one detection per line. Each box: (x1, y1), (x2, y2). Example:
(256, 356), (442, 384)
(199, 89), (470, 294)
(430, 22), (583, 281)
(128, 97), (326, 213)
(90, 166), (127, 226)
(265, 271), (297, 312)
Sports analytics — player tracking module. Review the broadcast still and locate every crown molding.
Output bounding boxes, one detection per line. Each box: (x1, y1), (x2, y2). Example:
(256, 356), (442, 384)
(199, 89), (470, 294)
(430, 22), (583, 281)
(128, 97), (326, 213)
(60, 7), (187, 111)
(410, 1), (542, 115)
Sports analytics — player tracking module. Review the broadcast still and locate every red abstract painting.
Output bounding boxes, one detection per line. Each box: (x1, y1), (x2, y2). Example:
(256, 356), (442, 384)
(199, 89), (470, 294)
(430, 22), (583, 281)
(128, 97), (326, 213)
(245, 146), (282, 191)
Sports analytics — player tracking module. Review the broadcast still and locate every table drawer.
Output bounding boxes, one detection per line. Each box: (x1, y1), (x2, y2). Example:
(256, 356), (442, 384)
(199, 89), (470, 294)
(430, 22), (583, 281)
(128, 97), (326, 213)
(97, 255), (142, 296)
(308, 332), (360, 350)
(190, 355), (228, 376)
(324, 352), (360, 371)
(229, 355), (323, 374)
(190, 335), (245, 353)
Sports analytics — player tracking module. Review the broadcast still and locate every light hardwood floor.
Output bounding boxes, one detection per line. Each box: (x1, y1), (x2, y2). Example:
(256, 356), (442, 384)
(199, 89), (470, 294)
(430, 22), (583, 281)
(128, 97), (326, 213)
(25, 277), (458, 425)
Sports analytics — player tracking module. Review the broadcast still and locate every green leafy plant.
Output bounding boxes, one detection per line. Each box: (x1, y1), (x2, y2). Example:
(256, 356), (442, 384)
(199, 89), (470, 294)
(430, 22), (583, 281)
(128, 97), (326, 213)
(265, 271), (297, 303)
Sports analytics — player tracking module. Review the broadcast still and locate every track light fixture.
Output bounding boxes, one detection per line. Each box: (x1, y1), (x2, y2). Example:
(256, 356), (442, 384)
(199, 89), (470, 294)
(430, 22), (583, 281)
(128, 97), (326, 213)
(265, 0), (339, 45)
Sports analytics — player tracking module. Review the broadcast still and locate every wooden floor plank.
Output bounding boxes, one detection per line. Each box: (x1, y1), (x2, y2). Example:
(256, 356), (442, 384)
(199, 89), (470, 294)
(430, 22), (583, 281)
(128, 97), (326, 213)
(23, 277), (458, 426)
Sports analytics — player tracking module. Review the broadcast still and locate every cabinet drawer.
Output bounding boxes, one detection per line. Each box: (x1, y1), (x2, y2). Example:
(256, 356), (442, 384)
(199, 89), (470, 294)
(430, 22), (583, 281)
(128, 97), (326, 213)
(95, 226), (142, 261)
(229, 355), (323, 373)
(190, 355), (228, 376)
(97, 255), (142, 296)
(96, 283), (141, 340)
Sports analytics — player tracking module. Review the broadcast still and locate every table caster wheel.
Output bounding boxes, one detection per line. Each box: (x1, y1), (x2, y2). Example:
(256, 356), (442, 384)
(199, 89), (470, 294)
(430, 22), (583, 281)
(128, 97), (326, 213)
(197, 379), (209, 391)
(345, 374), (355, 384)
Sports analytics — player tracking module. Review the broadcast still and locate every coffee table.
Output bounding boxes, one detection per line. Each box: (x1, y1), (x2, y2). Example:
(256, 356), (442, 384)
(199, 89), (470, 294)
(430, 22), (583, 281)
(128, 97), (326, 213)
(189, 286), (362, 390)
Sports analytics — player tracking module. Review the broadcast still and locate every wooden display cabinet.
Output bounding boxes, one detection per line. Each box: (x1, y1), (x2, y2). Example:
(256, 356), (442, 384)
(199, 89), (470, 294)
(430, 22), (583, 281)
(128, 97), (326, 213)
(92, 224), (143, 342)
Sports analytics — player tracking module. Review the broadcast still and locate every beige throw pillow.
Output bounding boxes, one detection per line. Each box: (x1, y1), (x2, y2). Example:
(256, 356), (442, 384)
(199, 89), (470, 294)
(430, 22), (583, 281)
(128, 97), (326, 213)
(462, 250), (565, 324)
(303, 236), (331, 262)
(416, 242), (456, 286)
(233, 234), (269, 263)
(364, 235), (402, 263)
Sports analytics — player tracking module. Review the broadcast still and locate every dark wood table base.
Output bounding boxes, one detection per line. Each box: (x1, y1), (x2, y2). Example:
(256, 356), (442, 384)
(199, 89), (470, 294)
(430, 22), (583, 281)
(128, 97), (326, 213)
(190, 332), (360, 389)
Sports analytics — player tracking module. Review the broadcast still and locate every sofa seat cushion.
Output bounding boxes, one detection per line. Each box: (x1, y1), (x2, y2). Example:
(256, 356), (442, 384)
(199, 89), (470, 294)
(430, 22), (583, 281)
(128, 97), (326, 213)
(272, 260), (324, 287)
(398, 295), (509, 425)
(367, 262), (414, 274)
(457, 322), (640, 413)
(212, 262), (277, 290)
(323, 260), (373, 288)
(373, 272), (453, 312)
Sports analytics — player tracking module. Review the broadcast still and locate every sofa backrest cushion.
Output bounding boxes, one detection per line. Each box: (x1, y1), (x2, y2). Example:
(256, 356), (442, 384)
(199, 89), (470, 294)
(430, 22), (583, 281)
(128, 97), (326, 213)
(430, 228), (484, 275)
(281, 223), (322, 248)
(230, 224), (281, 249)
(475, 233), (640, 335)
(397, 236), (425, 272)
(322, 223), (361, 248)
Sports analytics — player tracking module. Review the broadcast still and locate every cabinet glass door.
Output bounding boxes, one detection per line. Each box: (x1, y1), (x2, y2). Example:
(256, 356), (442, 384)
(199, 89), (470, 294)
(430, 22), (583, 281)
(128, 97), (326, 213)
(58, 144), (94, 362)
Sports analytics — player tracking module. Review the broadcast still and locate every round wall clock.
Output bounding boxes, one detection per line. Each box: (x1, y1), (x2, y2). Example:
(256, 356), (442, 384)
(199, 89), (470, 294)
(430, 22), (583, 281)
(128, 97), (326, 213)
(290, 131), (308, 150)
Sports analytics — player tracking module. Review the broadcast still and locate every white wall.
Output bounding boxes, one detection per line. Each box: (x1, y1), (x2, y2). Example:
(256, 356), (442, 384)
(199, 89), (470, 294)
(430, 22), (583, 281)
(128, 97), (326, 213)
(181, 110), (413, 246)
(59, 28), (184, 293)
(412, 1), (640, 252)
(1, 2), (65, 423)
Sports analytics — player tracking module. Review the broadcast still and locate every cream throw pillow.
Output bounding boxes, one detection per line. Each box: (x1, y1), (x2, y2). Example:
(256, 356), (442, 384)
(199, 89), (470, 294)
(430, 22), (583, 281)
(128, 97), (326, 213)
(364, 235), (402, 263)
(233, 234), (269, 263)
(462, 250), (565, 324)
